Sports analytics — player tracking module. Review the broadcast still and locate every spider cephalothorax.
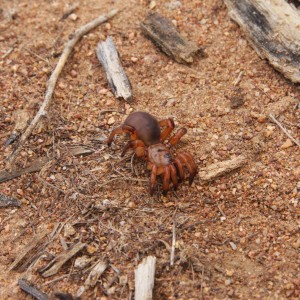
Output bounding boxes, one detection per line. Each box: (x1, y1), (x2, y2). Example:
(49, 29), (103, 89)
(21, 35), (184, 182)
(107, 111), (197, 195)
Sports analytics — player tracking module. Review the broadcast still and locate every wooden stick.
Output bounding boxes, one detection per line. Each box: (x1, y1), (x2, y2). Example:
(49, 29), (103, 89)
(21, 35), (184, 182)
(9, 232), (48, 271)
(18, 279), (49, 300)
(96, 36), (132, 101)
(199, 155), (246, 181)
(141, 12), (201, 64)
(224, 0), (300, 82)
(0, 156), (49, 184)
(84, 259), (108, 288)
(6, 9), (119, 169)
(135, 256), (156, 300)
(269, 113), (300, 147)
(41, 242), (86, 277)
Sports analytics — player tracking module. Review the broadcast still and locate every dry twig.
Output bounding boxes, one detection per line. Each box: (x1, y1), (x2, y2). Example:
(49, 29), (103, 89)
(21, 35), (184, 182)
(6, 9), (119, 169)
(9, 231), (48, 271)
(41, 242), (86, 277)
(170, 222), (176, 266)
(18, 279), (49, 300)
(198, 155), (247, 181)
(269, 113), (300, 147)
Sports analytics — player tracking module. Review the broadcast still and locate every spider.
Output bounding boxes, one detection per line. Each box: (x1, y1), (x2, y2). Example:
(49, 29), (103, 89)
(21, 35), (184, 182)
(107, 111), (197, 195)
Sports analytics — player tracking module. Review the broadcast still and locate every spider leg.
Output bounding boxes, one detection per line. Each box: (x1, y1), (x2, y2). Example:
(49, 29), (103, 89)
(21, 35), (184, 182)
(107, 125), (137, 146)
(177, 152), (198, 185)
(150, 164), (158, 196)
(121, 139), (146, 157)
(174, 157), (185, 181)
(169, 128), (187, 146)
(169, 164), (179, 190)
(159, 118), (175, 141)
(162, 166), (170, 195)
(182, 152), (198, 172)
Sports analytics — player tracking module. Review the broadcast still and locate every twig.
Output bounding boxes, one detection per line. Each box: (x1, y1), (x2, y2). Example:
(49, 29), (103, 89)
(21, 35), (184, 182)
(37, 176), (66, 194)
(60, 3), (79, 20)
(0, 156), (49, 183)
(24, 47), (50, 65)
(233, 70), (244, 86)
(6, 8), (119, 169)
(216, 202), (226, 218)
(2, 47), (15, 59)
(42, 274), (70, 286)
(18, 279), (49, 300)
(170, 222), (176, 266)
(200, 266), (205, 300)
(41, 242), (86, 277)
(269, 113), (300, 147)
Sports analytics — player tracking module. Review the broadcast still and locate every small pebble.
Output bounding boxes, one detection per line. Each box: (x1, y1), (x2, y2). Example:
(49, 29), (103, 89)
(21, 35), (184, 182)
(100, 88), (108, 94)
(131, 57), (138, 62)
(166, 1), (182, 10)
(281, 139), (294, 149)
(128, 201), (136, 208)
(166, 98), (176, 107)
(229, 242), (237, 250)
(69, 13), (78, 21)
(128, 32), (135, 40)
(107, 116), (115, 125)
(70, 69), (77, 77)
(17, 189), (24, 196)
(105, 23), (111, 30)
(86, 244), (97, 254)
(226, 269), (234, 277)
(149, 1), (156, 9)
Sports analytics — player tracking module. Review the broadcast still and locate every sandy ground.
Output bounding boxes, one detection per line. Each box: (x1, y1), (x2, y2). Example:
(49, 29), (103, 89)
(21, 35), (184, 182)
(1, 0), (299, 299)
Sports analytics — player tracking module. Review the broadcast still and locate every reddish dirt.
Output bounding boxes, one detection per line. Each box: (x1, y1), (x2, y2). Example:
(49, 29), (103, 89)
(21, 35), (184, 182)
(1, 0), (299, 299)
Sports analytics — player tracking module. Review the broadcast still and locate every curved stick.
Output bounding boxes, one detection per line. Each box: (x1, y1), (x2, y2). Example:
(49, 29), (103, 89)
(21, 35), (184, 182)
(7, 9), (119, 169)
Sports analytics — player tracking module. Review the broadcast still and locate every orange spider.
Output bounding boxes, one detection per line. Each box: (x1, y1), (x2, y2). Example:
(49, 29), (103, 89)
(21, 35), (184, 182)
(107, 111), (198, 195)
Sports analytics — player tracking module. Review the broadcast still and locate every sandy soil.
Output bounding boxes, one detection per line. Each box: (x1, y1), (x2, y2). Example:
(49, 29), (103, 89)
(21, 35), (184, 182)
(1, 0), (299, 299)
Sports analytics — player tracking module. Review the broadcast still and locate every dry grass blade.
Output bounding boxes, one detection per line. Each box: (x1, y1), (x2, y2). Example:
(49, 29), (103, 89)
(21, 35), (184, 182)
(269, 113), (300, 147)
